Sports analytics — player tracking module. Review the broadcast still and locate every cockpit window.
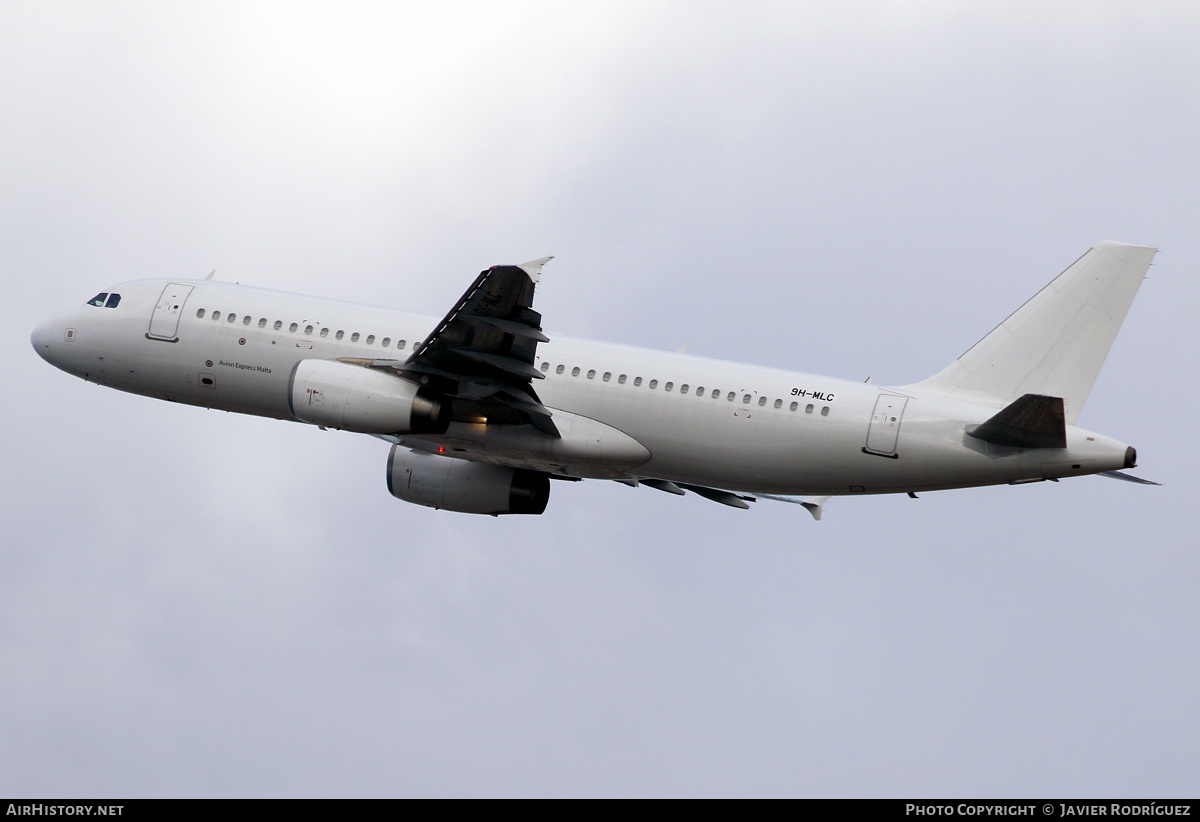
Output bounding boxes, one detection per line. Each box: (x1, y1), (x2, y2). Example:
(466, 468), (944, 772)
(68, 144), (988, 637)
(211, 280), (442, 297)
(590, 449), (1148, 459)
(87, 293), (108, 307)
(105, 293), (121, 308)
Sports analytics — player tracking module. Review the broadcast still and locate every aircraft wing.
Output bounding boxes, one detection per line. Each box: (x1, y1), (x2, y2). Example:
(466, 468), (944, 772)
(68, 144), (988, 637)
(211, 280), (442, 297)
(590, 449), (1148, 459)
(630, 477), (831, 519)
(370, 257), (559, 436)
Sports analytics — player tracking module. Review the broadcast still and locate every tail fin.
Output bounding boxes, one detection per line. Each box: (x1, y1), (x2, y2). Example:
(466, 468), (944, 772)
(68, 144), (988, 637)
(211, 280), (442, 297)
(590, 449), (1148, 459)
(904, 241), (1156, 424)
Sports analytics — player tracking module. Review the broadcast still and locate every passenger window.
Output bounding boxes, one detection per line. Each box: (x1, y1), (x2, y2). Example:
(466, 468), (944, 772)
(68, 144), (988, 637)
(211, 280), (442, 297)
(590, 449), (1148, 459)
(382, 337), (390, 347)
(242, 315), (251, 325)
(258, 318), (267, 328)
(603, 372), (611, 382)
(397, 340), (406, 349)
(336, 330), (344, 340)
(540, 362), (550, 372)
(587, 370), (595, 379)
(87, 293), (108, 307)
(320, 328), (329, 337)
(228, 313), (237, 323)
(571, 367), (580, 377)
(105, 294), (121, 308)
(556, 364), (565, 374)
(196, 309), (206, 318)
(664, 382), (673, 392)
(805, 403), (813, 413)
(634, 377), (643, 387)
(366, 334), (375, 344)
(213, 311), (221, 321)
(821, 406), (830, 416)
(711, 389), (720, 399)
(727, 392), (735, 401)
(351, 332), (360, 342)
(742, 394), (751, 404)
(649, 379), (658, 389)
(758, 396), (767, 406)
(774, 398), (782, 409)
(305, 325), (314, 335)
(289, 323), (298, 333)
(791, 402), (800, 411)
(680, 384), (689, 394)
(618, 374), (627, 384)
(695, 386), (704, 396)
(274, 320), (283, 330)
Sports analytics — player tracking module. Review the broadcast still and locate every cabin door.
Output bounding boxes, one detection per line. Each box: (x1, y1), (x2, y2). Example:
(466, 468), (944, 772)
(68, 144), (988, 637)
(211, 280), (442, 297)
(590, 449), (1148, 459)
(864, 394), (908, 458)
(147, 283), (194, 342)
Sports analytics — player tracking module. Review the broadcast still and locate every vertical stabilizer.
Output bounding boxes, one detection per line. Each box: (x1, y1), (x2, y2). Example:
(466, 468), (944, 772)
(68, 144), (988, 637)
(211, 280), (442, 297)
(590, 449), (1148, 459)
(904, 241), (1155, 423)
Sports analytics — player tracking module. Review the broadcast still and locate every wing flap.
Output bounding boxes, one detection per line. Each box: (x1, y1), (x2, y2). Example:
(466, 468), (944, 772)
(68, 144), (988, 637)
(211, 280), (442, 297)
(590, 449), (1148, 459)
(469, 315), (550, 342)
(447, 348), (547, 381)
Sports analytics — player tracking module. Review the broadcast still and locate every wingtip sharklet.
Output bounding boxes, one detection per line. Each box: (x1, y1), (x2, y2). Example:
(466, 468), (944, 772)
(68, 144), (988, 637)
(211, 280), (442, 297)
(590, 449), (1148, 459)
(800, 496), (830, 521)
(750, 492), (830, 520)
(518, 256), (555, 283)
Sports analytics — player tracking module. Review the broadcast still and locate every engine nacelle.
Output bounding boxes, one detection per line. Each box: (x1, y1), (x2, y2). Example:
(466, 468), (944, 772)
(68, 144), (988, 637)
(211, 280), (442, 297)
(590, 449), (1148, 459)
(387, 446), (550, 515)
(288, 359), (450, 434)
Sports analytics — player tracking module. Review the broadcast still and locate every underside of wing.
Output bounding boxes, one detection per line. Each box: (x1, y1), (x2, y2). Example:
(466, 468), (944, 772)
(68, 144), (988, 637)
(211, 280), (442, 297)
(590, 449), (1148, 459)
(627, 477), (832, 519)
(367, 258), (559, 436)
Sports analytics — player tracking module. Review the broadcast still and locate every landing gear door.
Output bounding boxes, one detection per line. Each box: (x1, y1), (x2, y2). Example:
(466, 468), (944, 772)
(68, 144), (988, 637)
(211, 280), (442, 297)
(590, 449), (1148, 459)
(864, 394), (908, 458)
(147, 283), (194, 342)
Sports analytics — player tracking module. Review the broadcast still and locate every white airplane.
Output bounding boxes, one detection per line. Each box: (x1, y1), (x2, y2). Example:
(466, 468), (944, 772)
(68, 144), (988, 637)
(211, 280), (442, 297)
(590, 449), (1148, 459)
(31, 241), (1159, 518)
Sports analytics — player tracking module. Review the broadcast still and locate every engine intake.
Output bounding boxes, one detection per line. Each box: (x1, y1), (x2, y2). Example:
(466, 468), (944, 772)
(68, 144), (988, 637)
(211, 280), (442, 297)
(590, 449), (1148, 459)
(387, 446), (550, 515)
(288, 359), (450, 434)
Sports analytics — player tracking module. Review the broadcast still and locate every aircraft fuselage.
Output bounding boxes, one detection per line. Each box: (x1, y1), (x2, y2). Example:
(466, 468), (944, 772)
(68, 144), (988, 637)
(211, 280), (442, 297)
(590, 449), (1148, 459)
(32, 275), (1135, 502)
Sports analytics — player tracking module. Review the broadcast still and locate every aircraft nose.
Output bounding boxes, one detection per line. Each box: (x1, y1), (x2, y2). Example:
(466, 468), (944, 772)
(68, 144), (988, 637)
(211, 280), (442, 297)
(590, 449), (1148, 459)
(31, 315), (57, 364)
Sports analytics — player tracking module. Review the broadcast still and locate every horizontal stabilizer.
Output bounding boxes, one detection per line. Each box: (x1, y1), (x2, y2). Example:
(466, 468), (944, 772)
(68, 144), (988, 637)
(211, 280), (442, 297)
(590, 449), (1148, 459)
(968, 394), (1066, 449)
(1099, 470), (1162, 486)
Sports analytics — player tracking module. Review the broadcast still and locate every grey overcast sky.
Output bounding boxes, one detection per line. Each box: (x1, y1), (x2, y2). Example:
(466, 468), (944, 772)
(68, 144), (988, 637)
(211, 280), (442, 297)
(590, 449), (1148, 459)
(3, 1), (1199, 797)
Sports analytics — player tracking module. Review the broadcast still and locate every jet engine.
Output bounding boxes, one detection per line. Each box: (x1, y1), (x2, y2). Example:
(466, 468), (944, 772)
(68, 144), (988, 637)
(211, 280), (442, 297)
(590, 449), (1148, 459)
(288, 359), (450, 435)
(387, 446), (550, 515)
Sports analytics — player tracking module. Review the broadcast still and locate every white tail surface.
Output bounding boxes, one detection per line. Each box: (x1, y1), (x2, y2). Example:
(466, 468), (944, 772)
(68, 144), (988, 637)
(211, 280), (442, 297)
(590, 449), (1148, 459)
(905, 241), (1156, 424)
